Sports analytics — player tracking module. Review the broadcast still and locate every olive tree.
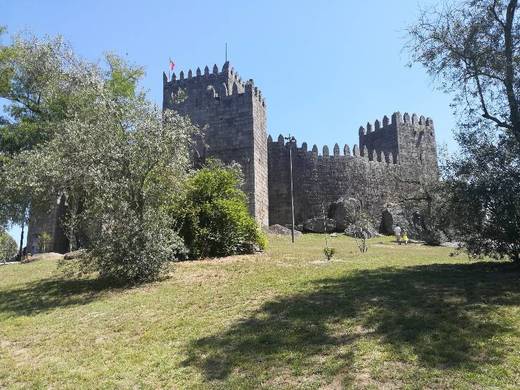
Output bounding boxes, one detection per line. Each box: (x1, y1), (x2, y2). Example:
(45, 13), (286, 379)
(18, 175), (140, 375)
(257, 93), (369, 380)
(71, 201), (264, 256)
(10, 92), (198, 282)
(2, 31), (197, 282)
(408, 0), (520, 261)
(0, 29), (144, 257)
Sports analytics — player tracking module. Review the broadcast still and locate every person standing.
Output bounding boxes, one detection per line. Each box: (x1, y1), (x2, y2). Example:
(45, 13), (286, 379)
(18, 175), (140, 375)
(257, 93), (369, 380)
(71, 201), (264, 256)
(394, 224), (402, 245)
(402, 230), (409, 245)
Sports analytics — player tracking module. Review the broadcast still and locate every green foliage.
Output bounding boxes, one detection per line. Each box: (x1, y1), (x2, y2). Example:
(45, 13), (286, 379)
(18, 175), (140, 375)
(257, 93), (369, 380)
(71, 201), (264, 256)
(172, 161), (266, 259)
(408, 0), (520, 260)
(0, 229), (17, 262)
(38, 101), (196, 283)
(446, 132), (520, 261)
(105, 53), (144, 99)
(0, 30), (146, 236)
(0, 30), (196, 283)
(323, 246), (335, 260)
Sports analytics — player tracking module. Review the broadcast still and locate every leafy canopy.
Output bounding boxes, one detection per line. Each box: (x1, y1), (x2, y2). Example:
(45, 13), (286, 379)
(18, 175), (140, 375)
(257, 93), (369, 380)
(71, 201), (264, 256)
(408, 0), (520, 261)
(1, 29), (197, 282)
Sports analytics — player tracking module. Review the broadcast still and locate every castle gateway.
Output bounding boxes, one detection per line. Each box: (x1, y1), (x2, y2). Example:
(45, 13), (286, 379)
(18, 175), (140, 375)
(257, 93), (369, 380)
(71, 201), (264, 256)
(27, 62), (438, 253)
(163, 62), (438, 230)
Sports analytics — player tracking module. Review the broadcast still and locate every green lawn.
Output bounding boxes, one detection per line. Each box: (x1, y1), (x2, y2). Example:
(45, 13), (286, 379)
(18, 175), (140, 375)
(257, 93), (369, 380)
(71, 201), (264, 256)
(1, 235), (519, 389)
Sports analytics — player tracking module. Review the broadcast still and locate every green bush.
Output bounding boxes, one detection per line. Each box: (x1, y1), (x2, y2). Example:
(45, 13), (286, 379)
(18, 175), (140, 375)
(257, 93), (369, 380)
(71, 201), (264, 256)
(172, 161), (267, 259)
(323, 247), (336, 261)
(0, 229), (18, 262)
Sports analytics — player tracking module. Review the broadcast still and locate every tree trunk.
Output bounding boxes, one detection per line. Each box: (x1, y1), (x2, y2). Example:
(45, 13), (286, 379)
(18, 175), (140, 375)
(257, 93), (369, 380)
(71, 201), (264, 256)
(19, 221), (24, 259)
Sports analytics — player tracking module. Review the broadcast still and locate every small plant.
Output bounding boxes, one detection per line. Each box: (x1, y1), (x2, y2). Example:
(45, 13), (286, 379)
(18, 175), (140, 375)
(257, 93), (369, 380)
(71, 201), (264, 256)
(349, 224), (369, 253)
(323, 246), (336, 260)
(354, 230), (369, 253)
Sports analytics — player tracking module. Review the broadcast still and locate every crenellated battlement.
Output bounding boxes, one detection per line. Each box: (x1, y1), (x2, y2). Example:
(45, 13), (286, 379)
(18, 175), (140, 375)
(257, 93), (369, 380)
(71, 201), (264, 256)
(358, 112), (434, 136)
(163, 62), (265, 108)
(163, 62), (269, 226)
(267, 134), (397, 164)
(266, 110), (436, 168)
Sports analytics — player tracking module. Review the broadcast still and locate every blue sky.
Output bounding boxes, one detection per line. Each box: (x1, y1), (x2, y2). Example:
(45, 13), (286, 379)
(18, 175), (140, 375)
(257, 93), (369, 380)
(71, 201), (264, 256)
(3, 0), (456, 243)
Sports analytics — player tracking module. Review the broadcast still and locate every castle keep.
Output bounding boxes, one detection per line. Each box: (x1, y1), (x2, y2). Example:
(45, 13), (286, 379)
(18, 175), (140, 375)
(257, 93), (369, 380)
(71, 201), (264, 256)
(163, 62), (269, 226)
(163, 62), (438, 229)
(27, 62), (438, 253)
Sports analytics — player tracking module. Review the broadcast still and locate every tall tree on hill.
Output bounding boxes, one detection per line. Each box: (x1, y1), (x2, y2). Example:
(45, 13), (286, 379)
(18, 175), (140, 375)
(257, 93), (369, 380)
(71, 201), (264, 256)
(408, 0), (520, 261)
(0, 27), (143, 255)
(0, 29), (198, 281)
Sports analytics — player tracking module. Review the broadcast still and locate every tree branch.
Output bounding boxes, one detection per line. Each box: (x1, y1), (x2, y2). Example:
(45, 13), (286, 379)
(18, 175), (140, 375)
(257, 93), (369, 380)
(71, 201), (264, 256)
(474, 69), (514, 129)
(503, 0), (520, 140)
(491, 0), (506, 29)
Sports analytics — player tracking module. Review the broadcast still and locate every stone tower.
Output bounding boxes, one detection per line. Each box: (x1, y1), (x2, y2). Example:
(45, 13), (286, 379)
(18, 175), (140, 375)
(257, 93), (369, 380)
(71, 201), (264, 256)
(358, 112), (438, 175)
(163, 62), (269, 227)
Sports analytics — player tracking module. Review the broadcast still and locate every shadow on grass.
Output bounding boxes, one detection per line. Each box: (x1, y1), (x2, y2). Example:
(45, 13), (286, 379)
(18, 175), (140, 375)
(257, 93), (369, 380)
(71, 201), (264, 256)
(0, 277), (120, 317)
(182, 262), (520, 383)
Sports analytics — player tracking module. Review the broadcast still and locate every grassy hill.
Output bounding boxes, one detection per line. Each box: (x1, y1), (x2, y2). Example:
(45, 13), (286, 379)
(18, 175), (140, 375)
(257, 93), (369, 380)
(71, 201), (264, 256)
(1, 235), (519, 389)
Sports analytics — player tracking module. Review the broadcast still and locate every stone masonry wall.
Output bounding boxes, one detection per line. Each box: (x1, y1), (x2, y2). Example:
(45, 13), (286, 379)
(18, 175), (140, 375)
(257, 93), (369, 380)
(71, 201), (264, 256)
(268, 112), (438, 227)
(252, 93), (269, 226)
(26, 197), (68, 254)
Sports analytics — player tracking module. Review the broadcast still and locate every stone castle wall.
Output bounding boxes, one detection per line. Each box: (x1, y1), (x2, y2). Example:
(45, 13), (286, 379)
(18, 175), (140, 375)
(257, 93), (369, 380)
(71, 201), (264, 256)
(26, 197), (68, 254)
(268, 112), (438, 227)
(164, 63), (439, 229)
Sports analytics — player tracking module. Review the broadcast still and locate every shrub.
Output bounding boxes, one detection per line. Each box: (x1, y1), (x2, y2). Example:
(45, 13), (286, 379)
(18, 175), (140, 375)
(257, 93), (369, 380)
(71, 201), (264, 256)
(323, 246), (336, 261)
(172, 161), (267, 259)
(0, 229), (17, 262)
(83, 210), (186, 283)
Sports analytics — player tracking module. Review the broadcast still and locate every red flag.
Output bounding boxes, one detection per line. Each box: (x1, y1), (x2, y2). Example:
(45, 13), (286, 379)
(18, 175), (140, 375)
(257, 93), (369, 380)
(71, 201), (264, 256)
(169, 58), (175, 71)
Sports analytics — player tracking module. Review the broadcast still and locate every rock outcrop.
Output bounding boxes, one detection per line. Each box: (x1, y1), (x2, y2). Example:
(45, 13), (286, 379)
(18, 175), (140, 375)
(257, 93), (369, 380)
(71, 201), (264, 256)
(303, 217), (337, 233)
(328, 197), (362, 231)
(268, 224), (302, 237)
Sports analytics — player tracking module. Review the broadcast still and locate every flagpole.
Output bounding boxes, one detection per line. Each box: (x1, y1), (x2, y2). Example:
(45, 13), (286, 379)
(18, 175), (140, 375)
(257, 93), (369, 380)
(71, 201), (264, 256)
(225, 43), (228, 63)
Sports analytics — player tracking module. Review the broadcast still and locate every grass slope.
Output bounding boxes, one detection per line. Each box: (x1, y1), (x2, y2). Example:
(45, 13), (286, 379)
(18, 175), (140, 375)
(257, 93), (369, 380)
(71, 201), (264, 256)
(1, 235), (519, 389)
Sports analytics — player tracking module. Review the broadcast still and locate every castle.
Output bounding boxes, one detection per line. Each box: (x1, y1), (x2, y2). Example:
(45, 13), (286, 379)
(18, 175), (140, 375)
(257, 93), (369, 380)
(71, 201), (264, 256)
(163, 62), (438, 229)
(27, 62), (438, 253)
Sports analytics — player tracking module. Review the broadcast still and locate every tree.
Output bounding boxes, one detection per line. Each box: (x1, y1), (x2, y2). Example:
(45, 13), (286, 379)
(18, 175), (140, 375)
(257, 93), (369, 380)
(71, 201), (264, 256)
(0, 229), (17, 263)
(1, 31), (197, 282)
(10, 92), (197, 282)
(171, 161), (267, 259)
(408, 0), (520, 261)
(0, 29), (144, 155)
(0, 29), (144, 247)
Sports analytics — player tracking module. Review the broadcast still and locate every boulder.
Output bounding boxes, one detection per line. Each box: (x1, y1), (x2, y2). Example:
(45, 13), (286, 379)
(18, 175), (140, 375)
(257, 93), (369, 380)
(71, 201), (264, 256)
(328, 197), (362, 231)
(380, 203), (443, 242)
(380, 204), (409, 235)
(344, 223), (380, 239)
(303, 217), (337, 233)
(63, 249), (87, 260)
(268, 224), (302, 237)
